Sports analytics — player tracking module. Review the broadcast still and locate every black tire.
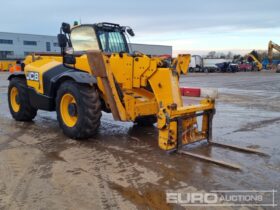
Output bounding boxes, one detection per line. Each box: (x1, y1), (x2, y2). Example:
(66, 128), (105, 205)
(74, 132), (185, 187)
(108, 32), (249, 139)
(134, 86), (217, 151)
(134, 115), (157, 126)
(56, 80), (101, 139)
(8, 77), (37, 121)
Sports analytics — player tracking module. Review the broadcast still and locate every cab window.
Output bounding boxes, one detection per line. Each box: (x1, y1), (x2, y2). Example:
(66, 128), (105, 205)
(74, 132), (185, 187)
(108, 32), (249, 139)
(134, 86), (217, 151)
(97, 31), (127, 53)
(71, 26), (99, 51)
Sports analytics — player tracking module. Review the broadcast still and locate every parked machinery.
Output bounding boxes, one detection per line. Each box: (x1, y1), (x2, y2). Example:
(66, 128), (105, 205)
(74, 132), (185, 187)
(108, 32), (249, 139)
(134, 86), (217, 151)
(189, 55), (220, 73)
(246, 50), (263, 71)
(215, 62), (238, 73)
(189, 55), (203, 72)
(268, 40), (280, 72)
(0, 60), (17, 71)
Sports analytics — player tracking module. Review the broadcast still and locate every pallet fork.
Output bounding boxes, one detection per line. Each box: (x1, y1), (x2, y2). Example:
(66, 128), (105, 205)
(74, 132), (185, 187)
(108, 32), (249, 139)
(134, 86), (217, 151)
(176, 110), (268, 170)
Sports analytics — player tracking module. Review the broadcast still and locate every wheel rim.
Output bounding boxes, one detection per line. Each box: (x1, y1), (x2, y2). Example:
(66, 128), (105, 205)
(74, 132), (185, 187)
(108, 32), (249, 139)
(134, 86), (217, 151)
(60, 93), (78, 127)
(10, 87), (20, 112)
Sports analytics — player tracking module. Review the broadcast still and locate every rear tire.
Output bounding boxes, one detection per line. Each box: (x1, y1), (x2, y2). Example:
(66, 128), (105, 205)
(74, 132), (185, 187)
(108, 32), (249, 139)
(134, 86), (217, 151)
(8, 77), (37, 121)
(56, 81), (101, 139)
(134, 115), (157, 126)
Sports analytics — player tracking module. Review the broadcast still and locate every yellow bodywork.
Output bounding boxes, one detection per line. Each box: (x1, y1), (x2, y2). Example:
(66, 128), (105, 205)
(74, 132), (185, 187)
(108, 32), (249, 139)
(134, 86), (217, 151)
(86, 51), (215, 151)
(247, 53), (263, 71)
(268, 41), (280, 67)
(10, 86), (20, 112)
(24, 52), (215, 151)
(0, 60), (17, 71)
(60, 93), (78, 127)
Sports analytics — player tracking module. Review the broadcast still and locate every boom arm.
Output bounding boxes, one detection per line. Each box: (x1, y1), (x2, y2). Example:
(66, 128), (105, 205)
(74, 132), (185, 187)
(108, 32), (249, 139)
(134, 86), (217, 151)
(87, 51), (215, 151)
(268, 40), (280, 65)
(247, 50), (263, 71)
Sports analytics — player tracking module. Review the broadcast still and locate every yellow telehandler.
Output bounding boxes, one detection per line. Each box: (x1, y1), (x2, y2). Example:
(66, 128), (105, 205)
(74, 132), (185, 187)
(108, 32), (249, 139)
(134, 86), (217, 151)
(7, 22), (265, 169)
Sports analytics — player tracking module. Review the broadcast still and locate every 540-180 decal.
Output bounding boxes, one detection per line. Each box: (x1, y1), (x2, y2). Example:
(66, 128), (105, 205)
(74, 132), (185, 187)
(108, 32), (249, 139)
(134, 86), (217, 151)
(26, 72), (39, 81)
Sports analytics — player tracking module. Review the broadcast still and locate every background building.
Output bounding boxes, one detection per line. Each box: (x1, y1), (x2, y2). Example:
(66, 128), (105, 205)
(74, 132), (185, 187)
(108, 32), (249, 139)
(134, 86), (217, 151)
(129, 43), (172, 56)
(0, 32), (172, 60)
(0, 32), (60, 59)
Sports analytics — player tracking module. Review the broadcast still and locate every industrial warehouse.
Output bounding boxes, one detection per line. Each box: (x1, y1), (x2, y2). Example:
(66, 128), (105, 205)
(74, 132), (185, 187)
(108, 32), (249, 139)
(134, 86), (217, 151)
(0, 1), (279, 210)
(0, 32), (61, 59)
(0, 31), (171, 60)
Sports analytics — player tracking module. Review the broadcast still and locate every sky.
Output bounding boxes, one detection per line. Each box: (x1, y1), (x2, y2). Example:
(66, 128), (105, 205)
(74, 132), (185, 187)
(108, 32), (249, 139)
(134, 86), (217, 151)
(0, 0), (279, 55)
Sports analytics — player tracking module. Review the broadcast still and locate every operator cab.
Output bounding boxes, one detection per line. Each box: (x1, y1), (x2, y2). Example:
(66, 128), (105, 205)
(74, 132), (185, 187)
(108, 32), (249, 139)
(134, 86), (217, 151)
(57, 22), (135, 65)
(71, 23), (130, 53)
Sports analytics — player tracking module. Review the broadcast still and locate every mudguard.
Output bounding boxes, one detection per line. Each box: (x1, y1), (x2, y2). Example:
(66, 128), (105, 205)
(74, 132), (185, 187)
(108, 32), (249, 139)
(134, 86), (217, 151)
(43, 65), (97, 97)
(53, 71), (97, 85)
(29, 70), (97, 111)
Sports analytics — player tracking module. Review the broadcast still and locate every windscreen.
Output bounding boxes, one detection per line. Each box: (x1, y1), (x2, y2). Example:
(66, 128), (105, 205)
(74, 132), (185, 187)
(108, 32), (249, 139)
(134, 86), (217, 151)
(97, 30), (128, 53)
(71, 26), (99, 51)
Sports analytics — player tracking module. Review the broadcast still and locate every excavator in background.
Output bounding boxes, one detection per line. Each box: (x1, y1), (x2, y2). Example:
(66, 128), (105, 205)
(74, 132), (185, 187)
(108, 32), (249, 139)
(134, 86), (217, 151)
(246, 50), (263, 71)
(7, 22), (266, 170)
(268, 40), (280, 73)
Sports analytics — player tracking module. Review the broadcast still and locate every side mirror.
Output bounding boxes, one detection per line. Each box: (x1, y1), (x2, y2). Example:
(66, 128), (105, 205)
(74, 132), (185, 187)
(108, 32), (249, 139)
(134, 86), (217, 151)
(126, 28), (135, 37)
(57, 34), (68, 48)
(64, 54), (76, 65)
(62, 22), (71, 34)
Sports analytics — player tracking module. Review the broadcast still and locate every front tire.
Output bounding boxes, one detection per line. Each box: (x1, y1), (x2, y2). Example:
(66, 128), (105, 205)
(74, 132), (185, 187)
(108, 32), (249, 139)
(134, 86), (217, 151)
(56, 81), (101, 139)
(8, 77), (37, 121)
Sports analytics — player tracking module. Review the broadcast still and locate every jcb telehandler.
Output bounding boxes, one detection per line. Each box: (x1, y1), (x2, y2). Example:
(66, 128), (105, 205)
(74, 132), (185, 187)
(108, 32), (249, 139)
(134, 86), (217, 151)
(8, 23), (265, 169)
